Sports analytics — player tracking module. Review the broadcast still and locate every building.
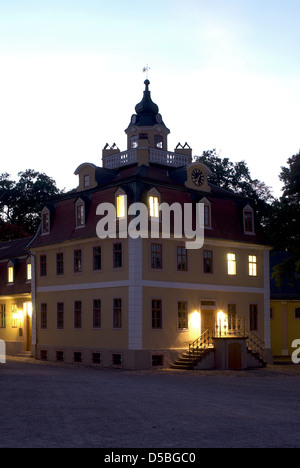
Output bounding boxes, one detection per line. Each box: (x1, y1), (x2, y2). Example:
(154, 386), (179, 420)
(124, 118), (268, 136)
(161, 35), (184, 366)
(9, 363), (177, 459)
(270, 251), (300, 357)
(28, 79), (272, 370)
(0, 237), (32, 354)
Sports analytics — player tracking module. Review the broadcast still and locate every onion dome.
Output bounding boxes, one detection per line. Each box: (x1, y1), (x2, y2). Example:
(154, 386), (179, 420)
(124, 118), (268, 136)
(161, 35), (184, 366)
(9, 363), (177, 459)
(127, 80), (166, 128)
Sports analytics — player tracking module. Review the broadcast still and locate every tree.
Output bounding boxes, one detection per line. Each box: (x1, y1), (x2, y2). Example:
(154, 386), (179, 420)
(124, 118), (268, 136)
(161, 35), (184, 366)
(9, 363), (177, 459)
(194, 149), (274, 225)
(0, 170), (61, 239)
(267, 151), (300, 286)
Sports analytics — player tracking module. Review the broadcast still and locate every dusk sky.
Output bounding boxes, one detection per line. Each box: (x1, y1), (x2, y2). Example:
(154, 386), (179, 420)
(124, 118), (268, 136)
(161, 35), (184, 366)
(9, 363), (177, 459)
(0, 0), (299, 196)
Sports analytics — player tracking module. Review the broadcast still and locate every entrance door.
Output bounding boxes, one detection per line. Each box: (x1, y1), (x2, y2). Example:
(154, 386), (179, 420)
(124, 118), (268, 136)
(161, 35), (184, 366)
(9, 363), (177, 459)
(228, 343), (242, 370)
(201, 310), (215, 337)
(23, 302), (32, 352)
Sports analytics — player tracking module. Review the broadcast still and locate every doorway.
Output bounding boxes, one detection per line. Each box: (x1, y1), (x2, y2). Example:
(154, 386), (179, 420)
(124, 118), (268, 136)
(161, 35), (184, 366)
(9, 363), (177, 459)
(23, 302), (32, 352)
(201, 309), (215, 337)
(228, 343), (242, 370)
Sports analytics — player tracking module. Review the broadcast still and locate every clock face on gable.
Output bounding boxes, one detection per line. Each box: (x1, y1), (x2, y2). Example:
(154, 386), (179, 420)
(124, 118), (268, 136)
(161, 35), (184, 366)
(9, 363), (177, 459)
(191, 168), (205, 186)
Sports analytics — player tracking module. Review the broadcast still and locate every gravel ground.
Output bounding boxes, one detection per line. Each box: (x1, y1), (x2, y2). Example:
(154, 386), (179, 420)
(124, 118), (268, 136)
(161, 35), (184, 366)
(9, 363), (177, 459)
(1, 357), (300, 448)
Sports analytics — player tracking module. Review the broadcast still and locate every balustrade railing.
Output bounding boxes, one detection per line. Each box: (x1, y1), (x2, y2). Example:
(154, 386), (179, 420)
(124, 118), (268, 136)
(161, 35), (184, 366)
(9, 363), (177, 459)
(188, 315), (266, 365)
(246, 330), (266, 362)
(104, 149), (137, 169)
(189, 329), (213, 364)
(104, 148), (192, 169)
(149, 148), (191, 167)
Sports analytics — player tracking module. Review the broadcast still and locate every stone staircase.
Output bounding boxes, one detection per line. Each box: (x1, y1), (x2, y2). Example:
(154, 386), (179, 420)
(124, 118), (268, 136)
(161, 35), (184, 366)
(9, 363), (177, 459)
(171, 347), (215, 370)
(170, 328), (267, 370)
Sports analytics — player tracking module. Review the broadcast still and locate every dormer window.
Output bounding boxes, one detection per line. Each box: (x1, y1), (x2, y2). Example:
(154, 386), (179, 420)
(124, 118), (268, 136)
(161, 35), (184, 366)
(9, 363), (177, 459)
(117, 195), (126, 218)
(8, 265), (14, 284)
(75, 198), (86, 228)
(148, 188), (160, 219)
(26, 257), (32, 281)
(41, 208), (50, 235)
(115, 188), (127, 219)
(76, 203), (85, 227)
(84, 175), (90, 188)
(243, 205), (255, 234)
(149, 195), (159, 218)
(200, 198), (212, 228)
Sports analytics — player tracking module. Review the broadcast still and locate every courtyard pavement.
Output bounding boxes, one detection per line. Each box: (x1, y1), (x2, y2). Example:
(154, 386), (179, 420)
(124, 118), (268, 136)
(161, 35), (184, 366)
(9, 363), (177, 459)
(0, 357), (300, 448)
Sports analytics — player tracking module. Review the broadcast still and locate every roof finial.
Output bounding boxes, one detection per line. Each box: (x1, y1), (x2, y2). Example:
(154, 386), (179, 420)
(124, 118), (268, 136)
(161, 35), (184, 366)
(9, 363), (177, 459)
(142, 64), (151, 80)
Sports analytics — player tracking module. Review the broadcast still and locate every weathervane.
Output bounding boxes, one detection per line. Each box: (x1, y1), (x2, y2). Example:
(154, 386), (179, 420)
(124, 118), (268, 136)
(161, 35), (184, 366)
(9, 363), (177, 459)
(142, 64), (151, 80)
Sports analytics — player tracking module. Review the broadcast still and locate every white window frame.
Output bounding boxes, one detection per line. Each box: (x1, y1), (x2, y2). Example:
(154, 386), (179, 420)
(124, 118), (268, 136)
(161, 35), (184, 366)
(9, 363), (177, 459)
(75, 198), (85, 228)
(200, 197), (212, 229)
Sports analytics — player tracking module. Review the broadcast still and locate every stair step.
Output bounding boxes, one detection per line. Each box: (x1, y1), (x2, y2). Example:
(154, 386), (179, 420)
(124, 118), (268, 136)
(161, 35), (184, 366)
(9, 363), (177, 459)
(170, 363), (193, 370)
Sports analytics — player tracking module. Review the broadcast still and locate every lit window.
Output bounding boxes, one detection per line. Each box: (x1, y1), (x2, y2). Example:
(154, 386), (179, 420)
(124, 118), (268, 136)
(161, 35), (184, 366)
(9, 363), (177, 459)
(116, 195), (126, 218)
(227, 253), (236, 275)
(149, 196), (159, 218)
(249, 255), (257, 276)
(0, 304), (6, 328)
(27, 263), (32, 281)
(8, 266), (14, 283)
(11, 304), (19, 328)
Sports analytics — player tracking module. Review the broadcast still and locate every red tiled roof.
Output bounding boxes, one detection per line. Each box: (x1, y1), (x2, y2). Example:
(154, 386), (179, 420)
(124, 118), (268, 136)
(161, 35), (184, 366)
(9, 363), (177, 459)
(30, 164), (267, 248)
(0, 237), (32, 295)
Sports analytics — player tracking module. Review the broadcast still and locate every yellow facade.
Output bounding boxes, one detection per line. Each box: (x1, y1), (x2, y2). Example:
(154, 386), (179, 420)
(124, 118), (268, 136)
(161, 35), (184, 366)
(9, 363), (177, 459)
(31, 233), (271, 368)
(28, 79), (272, 369)
(271, 300), (300, 357)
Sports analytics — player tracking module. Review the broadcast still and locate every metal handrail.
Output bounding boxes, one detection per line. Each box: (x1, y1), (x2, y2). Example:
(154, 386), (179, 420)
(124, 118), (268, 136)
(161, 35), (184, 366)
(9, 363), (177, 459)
(246, 330), (266, 362)
(189, 329), (213, 364)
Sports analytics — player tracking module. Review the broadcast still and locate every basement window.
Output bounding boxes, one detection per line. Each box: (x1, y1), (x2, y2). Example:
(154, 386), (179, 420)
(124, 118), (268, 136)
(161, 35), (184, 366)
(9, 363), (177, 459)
(74, 352), (82, 363)
(112, 353), (122, 367)
(40, 350), (48, 361)
(56, 351), (64, 362)
(92, 353), (101, 365)
(152, 354), (164, 367)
